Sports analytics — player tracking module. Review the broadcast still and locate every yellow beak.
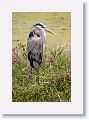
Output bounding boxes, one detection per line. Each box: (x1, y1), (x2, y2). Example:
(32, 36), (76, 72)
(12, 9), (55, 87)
(45, 28), (56, 35)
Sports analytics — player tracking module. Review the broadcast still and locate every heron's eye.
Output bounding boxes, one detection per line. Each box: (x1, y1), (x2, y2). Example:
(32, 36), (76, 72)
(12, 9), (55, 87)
(35, 25), (44, 30)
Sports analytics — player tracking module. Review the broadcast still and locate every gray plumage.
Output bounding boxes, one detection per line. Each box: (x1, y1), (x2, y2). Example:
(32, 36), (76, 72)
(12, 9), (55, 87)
(27, 23), (56, 70)
(27, 23), (46, 69)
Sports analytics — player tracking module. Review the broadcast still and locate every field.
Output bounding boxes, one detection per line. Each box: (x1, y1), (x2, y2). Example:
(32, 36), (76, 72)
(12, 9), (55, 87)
(12, 12), (71, 102)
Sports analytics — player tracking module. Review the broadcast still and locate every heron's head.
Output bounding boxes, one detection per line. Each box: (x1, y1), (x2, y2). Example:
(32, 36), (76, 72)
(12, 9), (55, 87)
(32, 23), (56, 35)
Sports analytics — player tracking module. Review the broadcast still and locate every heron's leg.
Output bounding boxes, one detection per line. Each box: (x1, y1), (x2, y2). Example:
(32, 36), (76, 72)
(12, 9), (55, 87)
(36, 68), (39, 84)
(29, 67), (32, 80)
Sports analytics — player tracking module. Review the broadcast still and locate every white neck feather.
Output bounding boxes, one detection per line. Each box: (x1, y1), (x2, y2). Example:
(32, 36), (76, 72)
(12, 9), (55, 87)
(40, 30), (46, 42)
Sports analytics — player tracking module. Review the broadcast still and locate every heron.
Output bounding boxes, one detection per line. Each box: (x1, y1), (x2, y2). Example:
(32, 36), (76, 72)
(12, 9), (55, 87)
(27, 23), (56, 83)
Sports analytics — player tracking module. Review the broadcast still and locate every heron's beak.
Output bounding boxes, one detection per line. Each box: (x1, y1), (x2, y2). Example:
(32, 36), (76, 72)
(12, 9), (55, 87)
(45, 28), (56, 35)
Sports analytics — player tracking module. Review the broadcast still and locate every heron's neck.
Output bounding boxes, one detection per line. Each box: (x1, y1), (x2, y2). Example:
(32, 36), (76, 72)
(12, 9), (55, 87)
(40, 30), (46, 41)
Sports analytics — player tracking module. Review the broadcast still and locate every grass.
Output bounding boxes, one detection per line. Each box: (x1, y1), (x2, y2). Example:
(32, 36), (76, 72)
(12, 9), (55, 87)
(12, 44), (71, 102)
(12, 12), (71, 51)
(12, 12), (71, 102)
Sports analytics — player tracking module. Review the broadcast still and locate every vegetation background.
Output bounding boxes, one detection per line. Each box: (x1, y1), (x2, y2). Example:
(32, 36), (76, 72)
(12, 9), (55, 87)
(12, 12), (71, 102)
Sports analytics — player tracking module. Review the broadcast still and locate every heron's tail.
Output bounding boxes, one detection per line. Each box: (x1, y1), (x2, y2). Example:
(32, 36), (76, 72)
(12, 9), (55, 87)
(33, 61), (39, 69)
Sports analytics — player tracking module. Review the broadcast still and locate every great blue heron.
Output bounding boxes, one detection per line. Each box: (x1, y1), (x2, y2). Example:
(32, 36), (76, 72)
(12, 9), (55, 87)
(27, 23), (56, 83)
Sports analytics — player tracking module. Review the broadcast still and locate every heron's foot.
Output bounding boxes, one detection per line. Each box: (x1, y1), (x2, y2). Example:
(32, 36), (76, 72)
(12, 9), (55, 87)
(29, 74), (32, 80)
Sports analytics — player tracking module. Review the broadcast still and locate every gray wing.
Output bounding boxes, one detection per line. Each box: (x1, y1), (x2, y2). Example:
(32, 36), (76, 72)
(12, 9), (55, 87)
(27, 36), (44, 65)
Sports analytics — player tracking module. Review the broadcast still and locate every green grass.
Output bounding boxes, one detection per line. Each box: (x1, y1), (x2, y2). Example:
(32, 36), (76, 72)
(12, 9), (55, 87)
(12, 45), (71, 102)
(12, 12), (71, 102)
